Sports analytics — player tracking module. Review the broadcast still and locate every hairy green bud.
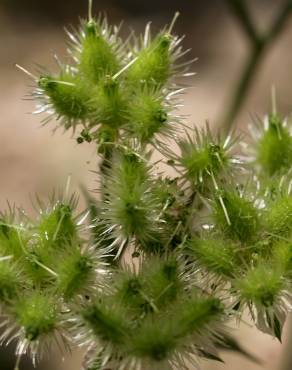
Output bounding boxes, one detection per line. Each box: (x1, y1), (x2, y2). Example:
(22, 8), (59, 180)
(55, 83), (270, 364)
(178, 128), (238, 187)
(0, 220), (27, 258)
(14, 293), (57, 341)
(189, 237), (236, 277)
(213, 189), (259, 244)
(256, 114), (292, 176)
(236, 265), (283, 308)
(142, 258), (182, 310)
(130, 317), (177, 362)
(38, 74), (91, 128)
(127, 33), (173, 88)
(38, 202), (77, 249)
(264, 194), (292, 238)
(56, 248), (94, 299)
(0, 260), (23, 302)
(82, 301), (129, 345)
(271, 240), (292, 275)
(127, 89), (169, 142)
(102, 150), (161, 247)
(91, 76), (127, 127)
(79, 20), (120, 83)
(176, 295), (223, 337)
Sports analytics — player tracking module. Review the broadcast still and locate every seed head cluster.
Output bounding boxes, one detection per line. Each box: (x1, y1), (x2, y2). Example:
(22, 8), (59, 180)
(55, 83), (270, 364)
(3, 4), (292, 370)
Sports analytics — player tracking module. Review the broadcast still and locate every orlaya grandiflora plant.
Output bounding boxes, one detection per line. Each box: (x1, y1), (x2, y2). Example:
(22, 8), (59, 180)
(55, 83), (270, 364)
(2, 1), (292, 369)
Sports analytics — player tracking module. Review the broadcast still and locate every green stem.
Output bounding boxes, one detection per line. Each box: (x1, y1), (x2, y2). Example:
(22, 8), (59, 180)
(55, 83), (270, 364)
(222, 41), (265, 133)
(225, 0), (259, 43)
(222, 0), (292, 133)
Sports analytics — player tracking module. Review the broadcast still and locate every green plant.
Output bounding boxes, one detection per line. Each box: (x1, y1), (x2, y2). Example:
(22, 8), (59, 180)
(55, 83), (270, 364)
(3, 2), (292, 369)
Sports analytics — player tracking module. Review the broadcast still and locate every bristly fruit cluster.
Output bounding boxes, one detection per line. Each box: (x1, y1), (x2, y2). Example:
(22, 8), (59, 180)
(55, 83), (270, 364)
(3, 2), (292, 369)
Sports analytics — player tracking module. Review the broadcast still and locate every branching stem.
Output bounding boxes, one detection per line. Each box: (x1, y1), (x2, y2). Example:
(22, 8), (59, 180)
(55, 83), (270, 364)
(222, 0), (292, 133)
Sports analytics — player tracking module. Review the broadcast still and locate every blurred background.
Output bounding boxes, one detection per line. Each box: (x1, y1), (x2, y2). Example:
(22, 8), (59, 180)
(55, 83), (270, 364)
(0, 0), (292, 369)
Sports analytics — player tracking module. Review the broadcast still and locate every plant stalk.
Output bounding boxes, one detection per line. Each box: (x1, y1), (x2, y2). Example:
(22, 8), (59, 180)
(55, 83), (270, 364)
(222, 0), (292, 133)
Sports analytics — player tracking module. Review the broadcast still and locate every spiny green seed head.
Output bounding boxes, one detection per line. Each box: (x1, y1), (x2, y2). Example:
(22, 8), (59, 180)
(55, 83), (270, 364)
(113, 258), (182, 314)
(152, 177), (179, 209)
(79, 20), (120, 83)
(0, 221), (27, 258)
(236, 265), (283, 307)
(56, 248), (94, 299)
(39, 74), (91, 126)
(13, 10), (292, 368)
(14, 293), (57, 341)
(127, 89), (168, 142)
(114, 273), (144, 309)
(20, 248), (53, 284)
(82, 301), (129, 345)
(116, 150), (150, 184)
(264, 195), (292, 238)
(256, 114), (292, 176)
(189, 237), (236, 277)
(142, 258), (182, 310)
(91, 76), (127, 127)
(130, 317), (177, 362)
(0, 261), (23, 302)
(127, 33), (173, 89)
(103, 150), (160, 245)
(180, 143), (210, 179)
(108, 187), (155, 241)
(176, 296), (223, 337)
(213, 189), (259, 244)
(271, 240), (292, 275)
(178, 130), (232, 186)
(38, 202), (77, 249)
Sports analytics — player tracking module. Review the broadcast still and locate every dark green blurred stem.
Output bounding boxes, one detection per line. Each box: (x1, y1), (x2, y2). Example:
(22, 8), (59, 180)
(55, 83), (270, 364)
(225, 0), (259, 43)
(222, 0), (292, 133)
(222, 40), (264, 133)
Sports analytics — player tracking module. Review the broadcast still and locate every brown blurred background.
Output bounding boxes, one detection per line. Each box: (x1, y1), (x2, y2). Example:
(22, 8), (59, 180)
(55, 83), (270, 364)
(1, 0), (292, 369)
